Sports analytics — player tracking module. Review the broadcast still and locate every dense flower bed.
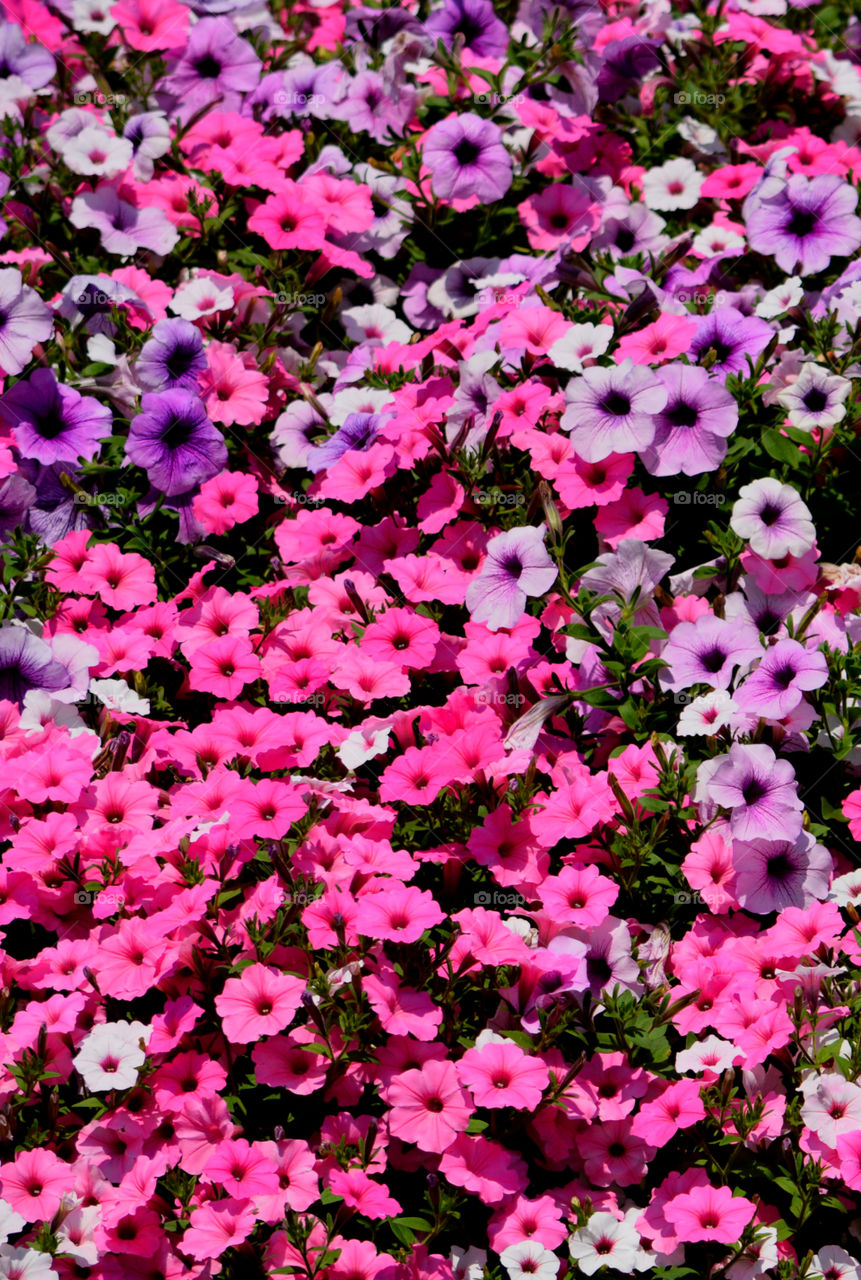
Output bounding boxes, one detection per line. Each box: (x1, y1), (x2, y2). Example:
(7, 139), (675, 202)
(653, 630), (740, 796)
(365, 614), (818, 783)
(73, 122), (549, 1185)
(3, 0), (861, 1276)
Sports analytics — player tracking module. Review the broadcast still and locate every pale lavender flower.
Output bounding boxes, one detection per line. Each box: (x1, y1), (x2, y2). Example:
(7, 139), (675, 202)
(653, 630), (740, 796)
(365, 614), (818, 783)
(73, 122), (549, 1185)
(561, 359), (667, 462)
(465, 524), (557, 631)
(730, 479), (816, 559)
(0, 269), (53, 376)
(732, 831), (832, 914)
(696, 743), (804, 840)
(734, 638), (828, 720)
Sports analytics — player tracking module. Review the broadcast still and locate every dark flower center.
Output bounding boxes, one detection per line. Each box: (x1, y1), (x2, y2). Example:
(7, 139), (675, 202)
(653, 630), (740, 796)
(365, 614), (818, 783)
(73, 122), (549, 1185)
(615, 227), (636, 253)
(601, 391), (632, 417)
(766, 852), (793, 882)
(193, 54), (222, 79)
(505, 555), (523, 580)
(742, 778), (767, 804)
(788, 208), (818, 238)
(665, 400), (699, 429)
(802, 387), (827, 412)
(160, 412), (196, 449)
(453, 138), (481, 166)
(771, 663), (796, 689)
(587, 954), (612, 984)
(700, 646), (727, 674)
(165, 343), (199, 382)
(759, 503), (782, 526)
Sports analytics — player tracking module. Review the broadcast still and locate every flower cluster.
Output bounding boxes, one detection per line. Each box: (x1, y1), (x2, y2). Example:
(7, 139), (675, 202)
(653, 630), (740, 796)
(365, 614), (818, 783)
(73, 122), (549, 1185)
(2, 0), (861, 1278)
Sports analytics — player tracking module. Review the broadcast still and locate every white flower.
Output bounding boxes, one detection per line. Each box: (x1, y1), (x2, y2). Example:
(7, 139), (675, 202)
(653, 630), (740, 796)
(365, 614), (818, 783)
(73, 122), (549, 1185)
(756, 276), (803, 319)
(72, 0), (115, 32)
(548, 322), (612, 373)
(72, 1021), (152, 1092)
(88, 679), (151, 715)
(676, 691), (741, 738)
(500, 1241), (559, 1280)
(0, 1248), (60, 1280)
(327, 386), (394, 426)
(55, 1203), (101, 1265)
(692, 224), (745, 256)
(169, 277), (235, 320)
(19, 692), (90, 739)
(341, 304), (412, 347)
(58, 125), (133, 177)
(726, 1226), (779, 1280)
(829, 870), (861, 909)
(86, 333), (118, 365)
(0, 1201), (25, 1245)
(642, 158), (703, 211)
(451, 1246), (487, 1280)
(569, 1212), (641, 1276)
(776, 362), (851, 431)
(810, 1246), (861, 1280)
(675, 1035), (741, 1074)
(337, 726), (391, 770)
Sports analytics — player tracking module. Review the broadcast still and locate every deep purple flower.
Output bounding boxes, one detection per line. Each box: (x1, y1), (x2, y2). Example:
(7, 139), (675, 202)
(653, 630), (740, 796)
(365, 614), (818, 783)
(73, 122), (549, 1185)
(689, 307), (773, 380)
(423, 113), (512, 203)
(561, 358), (667, 462)
(746, 174), (861, 276)
(596, 36), (662, 103)
(730, 478), (816, 559)
(734, 638), (829, 720)
(0, 268), (53, 376)
(306, 413), (382, 475)
(732, 832), (831, 914)
(159, 17), (262, 123)
(0, 625), (69, 704)
(69, 188), (179, 257)
(659, 615), (762, 693)
(125, 390), (227, 496)
(57, 275), (146, 336)
(425, 0), (509, 57)
(591, 203), (668, 259)
(0, 22), (55, 89)
(0, 472), (36, 536)
(696, 743), (804, 841)
(465, 524), (557, 631)
(23, 463), (90, 546)
(135, 319), (207, 392)
(640, 364), (738, 477)
(0, 369), (111, 465)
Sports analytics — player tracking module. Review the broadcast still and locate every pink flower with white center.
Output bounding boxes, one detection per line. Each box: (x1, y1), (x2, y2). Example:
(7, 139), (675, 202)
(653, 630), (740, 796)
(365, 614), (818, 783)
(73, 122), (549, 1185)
(328, 1169), (401, 1220)
(500, 1240), (560, 1280)
(354, 884), (445, 944)
(631, 1080), (706, 1146)
(568, 1211), (642, 1276)
(457, 1041), (550, 1111)
(72, 1020), (151, 1092)
(215, 963), (305, 1044)
(0, 1149), (72, 1221)
(663, 1183), (755, 1245)
(384, 1059), (471, 1154)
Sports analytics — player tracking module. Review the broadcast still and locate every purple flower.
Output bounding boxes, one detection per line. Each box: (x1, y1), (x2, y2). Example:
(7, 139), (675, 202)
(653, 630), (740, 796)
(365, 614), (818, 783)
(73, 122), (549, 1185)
(0, 472), (36, 537)
(306, 413), (381, 475)
(696, 743), (804, 841)
(422, 113), (512, 203)
(689, 307), (773, 380)
(551, 918), (642, 1000)
(659, 615), (762, 693)
(730, 478), (816, 559)
(69, 188), (179, 257)
(746, 173), (861, 276)
(0, 625), (69, 704)
(425, 0), (510, 57)
(0, 369), (111, 465)
(561, 358), (667, 462)
(732, 832), (831, 914)
(640, 364), (738, 477)
(580, 541), (674, 635)
(158, 17), (262, 123)
(125, 390), (227, 497)
(0, 268), (53, 376)
(331, 71), (414, 143)
(734, 638), (829, 720)
(596, 36), (662, 103)
(135, 319), (207, 392)
(465, 524), (557, 631)
(0, 22), (55, 89)
(57, 275), (146, 336)
(591, 203), (668, 259)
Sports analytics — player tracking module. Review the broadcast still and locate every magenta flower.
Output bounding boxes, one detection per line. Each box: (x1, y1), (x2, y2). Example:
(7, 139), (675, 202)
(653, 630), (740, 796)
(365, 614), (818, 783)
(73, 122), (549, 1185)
(465, 525), (557, 631)
(458, 1041), (550, 1110)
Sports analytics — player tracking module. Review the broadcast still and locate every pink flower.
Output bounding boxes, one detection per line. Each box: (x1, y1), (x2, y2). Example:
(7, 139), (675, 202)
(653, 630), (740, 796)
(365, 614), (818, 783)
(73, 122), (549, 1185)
(458, 1041), (550, 1111)
(78, 543), (158, 610)
(663, 1183), (756, 1245)
(329, 1169), (401, 1219)
(631, 1080), (706, 1146)
(0, 1149), (71, 1221)
(182, 1199), (258, 1261)
(188, 634), (262, 698)
(355, 885), (445, 944)
(192, 470), (259, 535)
(384, 1060), (472, 1154)
(439, 1134), (528, 1204)
(215, 963), (305, 1043)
